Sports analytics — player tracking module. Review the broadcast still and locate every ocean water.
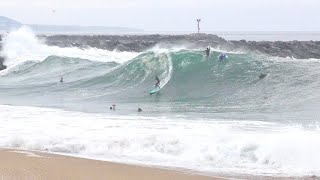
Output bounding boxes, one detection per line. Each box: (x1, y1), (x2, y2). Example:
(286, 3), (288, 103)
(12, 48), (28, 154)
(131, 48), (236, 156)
(1, 27), (320, 177)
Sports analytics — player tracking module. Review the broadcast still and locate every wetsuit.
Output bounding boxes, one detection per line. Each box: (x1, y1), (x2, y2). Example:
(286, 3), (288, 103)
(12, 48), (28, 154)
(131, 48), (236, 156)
(205, 48), (210, 58)
(155, 76), (160, 88)
(219, 53), (226, 61)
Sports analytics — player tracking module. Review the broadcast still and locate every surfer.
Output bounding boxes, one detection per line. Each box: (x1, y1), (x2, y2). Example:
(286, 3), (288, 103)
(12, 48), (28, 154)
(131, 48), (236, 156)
(150, 76), (161, 95)
(219, 53), (227, 61)
(205, 47), (210, 58)
(138, 108), (142, 112)
(155, 76), (160, 88)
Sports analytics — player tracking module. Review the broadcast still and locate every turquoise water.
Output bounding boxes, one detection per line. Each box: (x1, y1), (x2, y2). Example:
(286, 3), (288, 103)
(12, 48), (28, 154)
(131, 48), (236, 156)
(1, 50), (320, 123)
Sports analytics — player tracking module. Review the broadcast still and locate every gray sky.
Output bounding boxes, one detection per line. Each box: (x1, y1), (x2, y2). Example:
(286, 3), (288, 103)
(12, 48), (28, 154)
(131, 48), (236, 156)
(0, 0), (319, 31)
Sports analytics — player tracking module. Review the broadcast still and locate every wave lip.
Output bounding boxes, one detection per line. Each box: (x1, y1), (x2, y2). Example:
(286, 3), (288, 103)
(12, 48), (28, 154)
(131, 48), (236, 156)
(1, 27), (320, 75)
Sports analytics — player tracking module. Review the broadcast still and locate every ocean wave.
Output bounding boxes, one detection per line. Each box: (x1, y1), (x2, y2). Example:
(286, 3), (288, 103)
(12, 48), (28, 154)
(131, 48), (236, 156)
(1, 44), (320, 115)
(1, 104), (320, 176)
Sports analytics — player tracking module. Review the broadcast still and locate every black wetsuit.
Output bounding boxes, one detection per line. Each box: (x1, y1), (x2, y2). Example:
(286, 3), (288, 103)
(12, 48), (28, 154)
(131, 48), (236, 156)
(219, 54), (226, 61)
(259, 73), (267, 79)
(155, 76), (160, 88)
(205, 48), (210, 58)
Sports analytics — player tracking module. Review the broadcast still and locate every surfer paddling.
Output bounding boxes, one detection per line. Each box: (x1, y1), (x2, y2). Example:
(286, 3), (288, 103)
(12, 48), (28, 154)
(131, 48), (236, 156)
(219, 53), (228, 61)
(259, 73), (267, 79)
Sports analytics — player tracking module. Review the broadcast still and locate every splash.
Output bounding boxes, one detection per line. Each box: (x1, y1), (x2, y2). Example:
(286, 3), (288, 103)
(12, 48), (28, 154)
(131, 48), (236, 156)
(1, 26), (139, 68)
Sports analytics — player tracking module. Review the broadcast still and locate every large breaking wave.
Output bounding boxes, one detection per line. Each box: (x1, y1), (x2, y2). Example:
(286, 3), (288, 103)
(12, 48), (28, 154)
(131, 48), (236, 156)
(1, 28), (320, 177)
(1, 36), (320, 118)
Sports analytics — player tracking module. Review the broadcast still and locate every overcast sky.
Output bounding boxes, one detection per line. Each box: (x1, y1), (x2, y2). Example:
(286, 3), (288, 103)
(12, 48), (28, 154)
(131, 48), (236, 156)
(0, 0), (319, 31)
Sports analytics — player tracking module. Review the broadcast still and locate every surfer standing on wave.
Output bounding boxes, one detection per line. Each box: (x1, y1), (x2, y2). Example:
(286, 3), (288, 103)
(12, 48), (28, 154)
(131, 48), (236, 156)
(205, 47), (211, 59)
(155, 76), (160, 89)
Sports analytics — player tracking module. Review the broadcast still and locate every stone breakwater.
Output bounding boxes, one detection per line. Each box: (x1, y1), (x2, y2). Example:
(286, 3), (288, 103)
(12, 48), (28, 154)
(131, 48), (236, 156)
(41, 34), (320, 59)
(1, 33), (320, 71)
(0, 35), (6, 71)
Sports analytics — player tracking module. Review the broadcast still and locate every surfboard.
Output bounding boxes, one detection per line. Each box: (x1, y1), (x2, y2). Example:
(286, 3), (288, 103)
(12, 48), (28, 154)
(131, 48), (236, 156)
(150, 87), (160, 95)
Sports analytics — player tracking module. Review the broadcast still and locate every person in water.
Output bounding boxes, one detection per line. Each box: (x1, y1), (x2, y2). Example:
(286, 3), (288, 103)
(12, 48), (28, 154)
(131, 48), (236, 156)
(60, 77), (64, 83)
(138, 108), (142, 112)
(205, 47), (210, 58)
(259, 73), (267, 79)
(219, 53), (227, 61)
(155, 76), (160, 89)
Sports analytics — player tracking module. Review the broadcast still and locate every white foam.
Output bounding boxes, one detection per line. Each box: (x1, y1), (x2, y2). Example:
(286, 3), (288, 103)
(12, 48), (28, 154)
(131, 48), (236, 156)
(148, 44), (187, 54)
(0, 104), (319, 177)
(0, 26), (139, 68)
(209, 46), (246, 55)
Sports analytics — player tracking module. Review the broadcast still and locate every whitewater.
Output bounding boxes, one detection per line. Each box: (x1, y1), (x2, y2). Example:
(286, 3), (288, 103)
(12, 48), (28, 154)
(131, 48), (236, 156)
(1, 27), (320, 178)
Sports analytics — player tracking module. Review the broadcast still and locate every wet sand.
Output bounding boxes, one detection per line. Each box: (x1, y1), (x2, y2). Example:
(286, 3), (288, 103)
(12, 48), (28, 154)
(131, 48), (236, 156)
(0, 149), (224, 180)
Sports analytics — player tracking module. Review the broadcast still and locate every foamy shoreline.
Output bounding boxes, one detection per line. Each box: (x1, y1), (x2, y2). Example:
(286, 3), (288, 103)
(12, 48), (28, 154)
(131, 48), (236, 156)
(1, 104), (320, 177)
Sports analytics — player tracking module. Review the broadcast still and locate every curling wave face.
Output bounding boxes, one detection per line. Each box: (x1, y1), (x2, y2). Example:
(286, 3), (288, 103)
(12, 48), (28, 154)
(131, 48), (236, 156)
(1, 46), (320, 120)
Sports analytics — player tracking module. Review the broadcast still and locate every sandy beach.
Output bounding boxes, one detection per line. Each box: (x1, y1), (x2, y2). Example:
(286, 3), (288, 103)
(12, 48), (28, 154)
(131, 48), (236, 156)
(0, 149), (223, 180)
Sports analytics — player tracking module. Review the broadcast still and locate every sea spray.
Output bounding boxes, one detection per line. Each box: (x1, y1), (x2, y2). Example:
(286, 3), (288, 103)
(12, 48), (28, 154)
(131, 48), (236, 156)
(1, 26), (139, 68)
